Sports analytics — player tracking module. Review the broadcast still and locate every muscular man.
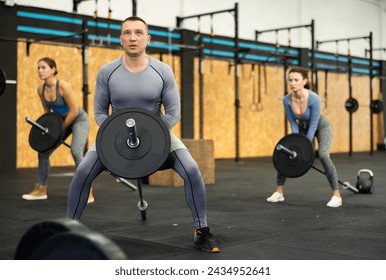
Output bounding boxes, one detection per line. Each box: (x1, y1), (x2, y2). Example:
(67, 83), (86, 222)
(66, 16), (220, 253)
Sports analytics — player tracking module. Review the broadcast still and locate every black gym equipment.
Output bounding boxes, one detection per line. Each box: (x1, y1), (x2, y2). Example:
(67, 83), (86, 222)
(15, 219), (127, 260)
(96, 108), (171, 179)
(317, 32), (376, 155)
(25, 113), (138, 188)
(345, 97), (359, 113)
(356, 169), (374, 194)
(273, 133), (361, 194)
(344, 98), (383, 114)
(370, 99), (384, 114)
(0, 67), (17, 96)
(96, 108), (171, 220)
(273, 133), (315, 178)
(26, 113), (65, 153)
(177, 3), (241, 162)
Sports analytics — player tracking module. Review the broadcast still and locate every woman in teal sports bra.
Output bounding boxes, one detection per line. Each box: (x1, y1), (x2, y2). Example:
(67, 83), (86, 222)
(22, 57), (94, 203)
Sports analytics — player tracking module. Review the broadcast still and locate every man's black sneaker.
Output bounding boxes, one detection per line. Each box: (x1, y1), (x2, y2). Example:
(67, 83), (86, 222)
(193, 227), (221, 253)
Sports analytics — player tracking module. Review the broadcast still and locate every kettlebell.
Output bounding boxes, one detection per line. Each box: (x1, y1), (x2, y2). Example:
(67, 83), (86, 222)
(355, 169), (374, 194)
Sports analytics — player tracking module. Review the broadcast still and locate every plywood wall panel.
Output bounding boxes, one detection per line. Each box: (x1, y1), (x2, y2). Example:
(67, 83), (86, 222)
(15, 43), (385, 166)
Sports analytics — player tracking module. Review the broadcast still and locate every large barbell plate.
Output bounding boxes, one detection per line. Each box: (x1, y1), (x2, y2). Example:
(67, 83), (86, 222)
(96, 108), (171, 179)
(345, 97), (359, 113)
(28, 113), (64, 152)
(29, 231), (127, 260)
(370, 99), (383, 114)
(14, 219), (88, 260)
(0, 67), (6, 96)
(273, 133), (315, 178)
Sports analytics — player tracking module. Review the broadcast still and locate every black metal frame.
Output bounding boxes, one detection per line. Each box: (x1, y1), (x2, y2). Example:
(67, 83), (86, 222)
(317, 33), (374, 155)
(255, 20), (315, 135)
(176, 3), (240, 162)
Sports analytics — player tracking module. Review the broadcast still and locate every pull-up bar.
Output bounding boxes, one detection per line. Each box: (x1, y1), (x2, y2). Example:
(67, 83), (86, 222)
(176, 3), (242, 162)
(255, 22), (313, 41)
(365, 47), (386, 57)
(254, 20), (316, 90)
(316, 34), (371, 48)
(176, 7), (235, 27)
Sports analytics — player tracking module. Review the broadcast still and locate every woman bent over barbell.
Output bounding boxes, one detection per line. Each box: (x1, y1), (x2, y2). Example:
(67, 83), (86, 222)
(267, 66), (342, 208)
(22, 57), (94, 203)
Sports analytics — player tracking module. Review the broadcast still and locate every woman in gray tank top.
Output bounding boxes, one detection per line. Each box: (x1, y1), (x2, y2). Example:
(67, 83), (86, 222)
(21, 57), (94, 204)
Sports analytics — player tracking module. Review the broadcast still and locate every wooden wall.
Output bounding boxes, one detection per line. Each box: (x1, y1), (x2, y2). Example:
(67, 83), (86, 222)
(16, 42), (384, 167)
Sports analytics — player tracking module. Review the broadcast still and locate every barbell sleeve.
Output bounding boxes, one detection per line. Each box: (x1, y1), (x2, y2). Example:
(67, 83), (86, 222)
(276, 144), (297, 159)
(25, 117), (49, 134)
(126, 118), (140, 148)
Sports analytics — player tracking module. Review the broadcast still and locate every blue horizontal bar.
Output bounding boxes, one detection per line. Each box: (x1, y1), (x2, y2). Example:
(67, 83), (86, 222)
(17, 11), (83, 25)
(87, 20), (120, 30)
(17, 26), (81, 38)
(87, 34), (120, 44)
(203, 49), (234, 58)
(352, 58), (370, 66)
(148, 42), (181, 51)
(314, 52), (348, 62)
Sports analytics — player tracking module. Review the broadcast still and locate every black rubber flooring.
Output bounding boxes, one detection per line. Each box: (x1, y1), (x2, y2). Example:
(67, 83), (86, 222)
(0, 152), (385, 260)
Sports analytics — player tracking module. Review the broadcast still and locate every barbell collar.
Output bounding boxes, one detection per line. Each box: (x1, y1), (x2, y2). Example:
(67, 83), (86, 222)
(126, 118), (140, 148)
(276, 144), (297, 159)
(25, 117), (49, 134)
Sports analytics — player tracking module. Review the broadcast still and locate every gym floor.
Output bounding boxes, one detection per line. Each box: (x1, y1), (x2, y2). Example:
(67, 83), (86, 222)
(0, 151), (385, 260)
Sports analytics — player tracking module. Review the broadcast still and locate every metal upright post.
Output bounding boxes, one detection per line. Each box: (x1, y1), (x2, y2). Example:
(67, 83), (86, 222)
(234, 2), (240, 162)
(81, 20), (89, 114)
(369, 32), (373, 155)
(132, 0), (137, 16)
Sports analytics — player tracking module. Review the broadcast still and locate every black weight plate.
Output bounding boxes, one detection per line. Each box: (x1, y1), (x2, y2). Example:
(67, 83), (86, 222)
(28, 113), (64, 152)
(273, 133), (315, 178)
(345, 97), (359, 113)
(0, 67), (6, 96)
(370, 99), (383, 114)
(29, 231), (127, 260)
(14, 219), (88, 260)
(96, 108), (171, 179)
